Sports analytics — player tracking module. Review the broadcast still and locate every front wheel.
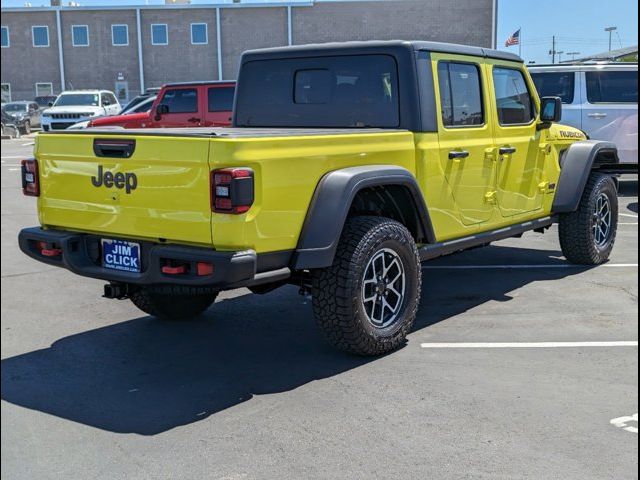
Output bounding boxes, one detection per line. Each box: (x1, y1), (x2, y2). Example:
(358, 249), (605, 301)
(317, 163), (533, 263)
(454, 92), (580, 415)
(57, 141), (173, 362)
(559, 173), (618, 265)
(21, 121), (30, 135)
(129, 287), (218, 320)
(311, 216), (421, 356)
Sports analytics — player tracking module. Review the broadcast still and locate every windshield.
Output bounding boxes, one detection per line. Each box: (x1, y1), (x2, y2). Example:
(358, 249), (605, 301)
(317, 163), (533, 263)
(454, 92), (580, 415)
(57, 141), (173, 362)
(4, 103), (27, 112)
(54, 94), (100, 107)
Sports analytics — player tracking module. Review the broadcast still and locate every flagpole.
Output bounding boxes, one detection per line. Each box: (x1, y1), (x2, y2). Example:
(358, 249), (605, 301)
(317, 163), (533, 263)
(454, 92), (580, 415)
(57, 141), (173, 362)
(519, 27), (522, 58)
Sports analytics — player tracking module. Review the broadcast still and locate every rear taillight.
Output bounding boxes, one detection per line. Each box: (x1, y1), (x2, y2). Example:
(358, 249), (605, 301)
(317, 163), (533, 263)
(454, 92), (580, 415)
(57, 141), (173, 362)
(21, 158), (39, 197)
(211, 168), (254, 214)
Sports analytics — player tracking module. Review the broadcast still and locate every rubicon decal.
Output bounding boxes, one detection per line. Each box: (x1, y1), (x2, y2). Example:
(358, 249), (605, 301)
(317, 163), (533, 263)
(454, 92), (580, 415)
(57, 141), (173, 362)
(559, 130), (585, 139)
(91, 165), (138, 194)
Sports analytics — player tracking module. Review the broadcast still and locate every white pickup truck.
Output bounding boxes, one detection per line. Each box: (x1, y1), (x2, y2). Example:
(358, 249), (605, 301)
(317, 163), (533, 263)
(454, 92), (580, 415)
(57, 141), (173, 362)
(530, 63), (638, 170)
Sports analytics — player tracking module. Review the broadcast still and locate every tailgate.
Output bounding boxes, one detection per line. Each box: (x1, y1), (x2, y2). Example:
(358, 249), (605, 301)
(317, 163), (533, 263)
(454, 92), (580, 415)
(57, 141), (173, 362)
(36, 133), (213, 246)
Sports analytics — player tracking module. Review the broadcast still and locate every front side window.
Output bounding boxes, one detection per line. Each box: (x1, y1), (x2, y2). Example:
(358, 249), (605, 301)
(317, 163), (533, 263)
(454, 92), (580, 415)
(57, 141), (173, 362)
(1, 26), (9, 48)
(111, 25), (129, 46)
(72, 25), (89, 47)
(151, 24), (168, 45)
(54, 93), (99, 107)
(32, 26), (49, 47)
(208, 86), (235, 112)
(159, 88), (197, 113)
(236, 54), (399, 128)
(586, 71), (638, 103)
(191, 23), (208, 45)
(437, 62), (484, 127)
(492, 67), (535, 125)
(530, 71), (575, 104)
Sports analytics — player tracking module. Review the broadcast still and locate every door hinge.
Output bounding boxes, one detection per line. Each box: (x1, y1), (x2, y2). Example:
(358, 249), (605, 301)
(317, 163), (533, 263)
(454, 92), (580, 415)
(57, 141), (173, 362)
(485, 191), (497, 204)
(484, 147), (496, 162)
(538, 181), (556, 193)
(539, 143), (552, 155)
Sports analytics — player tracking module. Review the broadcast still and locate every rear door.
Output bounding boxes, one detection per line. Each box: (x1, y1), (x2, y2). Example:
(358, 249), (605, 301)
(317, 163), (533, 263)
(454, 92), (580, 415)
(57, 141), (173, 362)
(36, 132), (213, 245)
(154, 86), (201, 127)
(203, 85), (235, 126)
(581, 68), (638, 164)
(432, 53), (496, 225)
(486, 61), (544, 217)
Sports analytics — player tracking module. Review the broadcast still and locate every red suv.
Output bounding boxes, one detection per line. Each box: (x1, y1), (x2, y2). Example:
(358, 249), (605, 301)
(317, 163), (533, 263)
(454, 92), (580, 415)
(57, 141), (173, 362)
(89, 81), (235, 129)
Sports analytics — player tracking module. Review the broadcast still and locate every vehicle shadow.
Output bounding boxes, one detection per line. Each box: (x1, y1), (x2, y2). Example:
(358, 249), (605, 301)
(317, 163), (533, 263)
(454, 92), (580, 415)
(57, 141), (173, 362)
(1, 245), (593, 435)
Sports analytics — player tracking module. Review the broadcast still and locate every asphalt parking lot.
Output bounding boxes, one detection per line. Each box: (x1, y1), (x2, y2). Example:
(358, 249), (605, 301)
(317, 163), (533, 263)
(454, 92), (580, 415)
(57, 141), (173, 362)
(1, 136), (637, 480)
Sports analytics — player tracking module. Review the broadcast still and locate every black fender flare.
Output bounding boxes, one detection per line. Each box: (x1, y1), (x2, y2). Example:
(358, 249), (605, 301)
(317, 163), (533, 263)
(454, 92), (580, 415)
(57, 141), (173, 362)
(291, 165), (435, 270)
(552, 140), (619, 213)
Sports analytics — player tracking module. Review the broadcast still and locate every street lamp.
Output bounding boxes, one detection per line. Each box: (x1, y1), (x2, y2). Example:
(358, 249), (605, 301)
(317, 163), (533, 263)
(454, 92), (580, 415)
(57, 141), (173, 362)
(566, 51), (581, 61)
(557, 51), (564, 63)
(605, 26), (617, 51)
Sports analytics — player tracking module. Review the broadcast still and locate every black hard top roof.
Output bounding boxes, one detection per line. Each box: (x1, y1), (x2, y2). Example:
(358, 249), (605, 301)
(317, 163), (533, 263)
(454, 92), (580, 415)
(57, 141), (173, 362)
(242, 40), (522, 63)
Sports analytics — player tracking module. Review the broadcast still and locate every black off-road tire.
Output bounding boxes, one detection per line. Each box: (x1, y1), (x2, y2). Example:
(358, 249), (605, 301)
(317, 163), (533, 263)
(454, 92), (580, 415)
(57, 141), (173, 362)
(311, 216), (421, 356)
(129, 287), (218, 320)
(21, 121), (31, 135)
(559, 173), (618, 265)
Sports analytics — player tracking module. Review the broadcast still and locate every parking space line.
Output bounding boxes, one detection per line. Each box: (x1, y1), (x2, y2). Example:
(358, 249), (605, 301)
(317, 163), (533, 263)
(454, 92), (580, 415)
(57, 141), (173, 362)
(620, 213), (638, 218)
(420, 341), (638, 349)
(422, 263), (638, 270)
(620, 222), (638, 225)
(610, 414), (638, 434)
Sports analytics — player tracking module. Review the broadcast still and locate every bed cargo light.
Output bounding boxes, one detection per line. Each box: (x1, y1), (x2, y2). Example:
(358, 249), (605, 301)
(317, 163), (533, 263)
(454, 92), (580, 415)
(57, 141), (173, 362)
(211, 168), (254, 214)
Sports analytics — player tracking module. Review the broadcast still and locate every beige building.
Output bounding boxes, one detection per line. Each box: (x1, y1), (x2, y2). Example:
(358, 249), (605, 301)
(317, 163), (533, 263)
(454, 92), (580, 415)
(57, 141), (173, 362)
(1, 0), (497, 103)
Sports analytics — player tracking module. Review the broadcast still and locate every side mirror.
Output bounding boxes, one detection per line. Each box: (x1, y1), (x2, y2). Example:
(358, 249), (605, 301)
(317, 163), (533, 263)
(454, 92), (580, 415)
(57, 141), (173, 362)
(155, 104), (169, 120)
(48, 102), (54, 107)
(539, 96), (562, 125)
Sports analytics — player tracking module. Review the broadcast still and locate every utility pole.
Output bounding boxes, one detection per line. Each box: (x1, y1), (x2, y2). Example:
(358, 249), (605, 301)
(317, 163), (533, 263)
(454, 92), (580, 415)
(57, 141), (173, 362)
(549, 35), (556, 64)
(605, 26), (617, 51)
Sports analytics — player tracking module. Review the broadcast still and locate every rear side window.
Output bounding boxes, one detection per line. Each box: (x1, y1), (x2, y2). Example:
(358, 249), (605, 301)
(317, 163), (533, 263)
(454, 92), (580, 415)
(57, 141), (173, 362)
(235, 54), (399, 128)
(437, 62), (484, 127)
(531, 72), (575, 104)
(586, 71), (638, 103)
(208, 86), (235, 112)
(492, 67), (535, 125)
(159, 88), (198, 113)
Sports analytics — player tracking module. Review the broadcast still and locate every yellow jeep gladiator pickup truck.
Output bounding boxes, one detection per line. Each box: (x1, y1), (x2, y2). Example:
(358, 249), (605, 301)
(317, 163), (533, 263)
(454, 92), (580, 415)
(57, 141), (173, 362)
(19, 41), (620, 356)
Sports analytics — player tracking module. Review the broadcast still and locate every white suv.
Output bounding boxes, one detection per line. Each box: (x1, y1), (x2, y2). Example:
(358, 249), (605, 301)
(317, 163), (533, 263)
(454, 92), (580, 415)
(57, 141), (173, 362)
(529, 63), (637, 168)
(41, 90), (121, 131)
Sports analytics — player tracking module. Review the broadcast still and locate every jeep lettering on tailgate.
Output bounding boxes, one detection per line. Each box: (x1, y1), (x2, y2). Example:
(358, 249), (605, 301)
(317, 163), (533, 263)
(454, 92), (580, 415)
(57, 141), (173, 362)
(91, 165), (138, 194)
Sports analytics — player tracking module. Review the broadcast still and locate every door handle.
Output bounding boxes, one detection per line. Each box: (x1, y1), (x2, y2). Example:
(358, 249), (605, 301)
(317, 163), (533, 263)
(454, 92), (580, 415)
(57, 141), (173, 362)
(448, 150), (470, 160)
(499, 146), (517, 155)
(587, 113), (607, 118)
(187, 117), (201, 123)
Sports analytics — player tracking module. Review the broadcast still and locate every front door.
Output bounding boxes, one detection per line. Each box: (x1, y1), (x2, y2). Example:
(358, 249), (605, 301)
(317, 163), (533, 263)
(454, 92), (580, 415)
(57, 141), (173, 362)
(433, 54), (496, 225)
(152, 87), (201, 127)
(487, 62), (544, 217)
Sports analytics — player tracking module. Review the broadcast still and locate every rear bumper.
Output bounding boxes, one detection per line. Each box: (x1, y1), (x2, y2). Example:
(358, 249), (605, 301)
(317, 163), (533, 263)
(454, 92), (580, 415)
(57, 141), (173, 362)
(18, 227), (260, 288)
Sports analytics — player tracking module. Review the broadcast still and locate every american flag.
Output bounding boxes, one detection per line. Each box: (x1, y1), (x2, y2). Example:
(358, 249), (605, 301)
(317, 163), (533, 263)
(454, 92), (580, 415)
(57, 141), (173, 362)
(505, 29), (521, 47)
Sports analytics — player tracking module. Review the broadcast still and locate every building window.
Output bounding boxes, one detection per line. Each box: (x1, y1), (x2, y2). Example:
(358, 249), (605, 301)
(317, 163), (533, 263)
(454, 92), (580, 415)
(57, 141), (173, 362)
(151, 24), (168, 45)
(36, 83), (54, 97)
(1, 83), (11, 103)
(191, 23), (208, 45)
(111, 24), (129, 46)
(32, 26), (50, 47)
(1, 26), (9, 48)
(71, 25), (89, 47)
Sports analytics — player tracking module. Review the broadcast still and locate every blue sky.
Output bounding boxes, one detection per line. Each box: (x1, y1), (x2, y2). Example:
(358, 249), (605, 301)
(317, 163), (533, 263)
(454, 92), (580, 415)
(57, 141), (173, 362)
(2, 0), (638, 63)
(497, 0), (638, 63)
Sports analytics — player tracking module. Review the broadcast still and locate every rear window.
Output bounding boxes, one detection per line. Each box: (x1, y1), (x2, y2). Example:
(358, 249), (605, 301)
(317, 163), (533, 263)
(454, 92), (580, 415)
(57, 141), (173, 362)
(235, 54), (399, 128)
(208, 86), (235, 112)
(531, 71), (575, 104)
(586, 71), (638, 103)
(159, 88), (198, 113)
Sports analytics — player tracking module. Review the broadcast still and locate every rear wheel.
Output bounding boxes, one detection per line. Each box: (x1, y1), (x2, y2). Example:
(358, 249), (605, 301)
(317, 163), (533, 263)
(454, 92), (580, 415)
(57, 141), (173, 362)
(129, 287), (218, 320)
(559, 173), (618, 265)
(21, 121), (31, 135)
(311, 216), (421, 356)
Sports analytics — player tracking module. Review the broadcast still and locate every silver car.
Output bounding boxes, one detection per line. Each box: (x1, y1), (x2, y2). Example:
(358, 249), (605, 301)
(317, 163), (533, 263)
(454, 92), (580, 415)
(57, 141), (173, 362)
(530, 63), (638, 167)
